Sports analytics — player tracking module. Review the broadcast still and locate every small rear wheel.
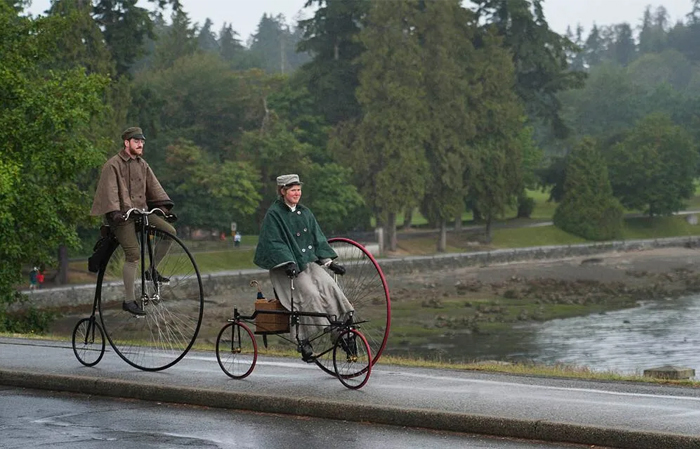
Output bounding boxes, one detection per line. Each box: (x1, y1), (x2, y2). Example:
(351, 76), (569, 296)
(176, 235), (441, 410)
(216, 322), (257, 379)
(72, 317), (105, 367)
(333, 328), (372, 390)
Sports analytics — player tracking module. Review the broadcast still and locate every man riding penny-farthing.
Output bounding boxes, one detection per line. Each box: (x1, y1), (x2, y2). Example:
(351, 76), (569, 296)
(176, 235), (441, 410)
(215, 174), (391, 389)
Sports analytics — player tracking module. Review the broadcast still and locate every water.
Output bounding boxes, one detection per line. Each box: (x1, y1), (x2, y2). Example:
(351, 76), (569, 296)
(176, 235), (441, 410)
(393, 295), (700, 377)
(530, 295), (700, 375)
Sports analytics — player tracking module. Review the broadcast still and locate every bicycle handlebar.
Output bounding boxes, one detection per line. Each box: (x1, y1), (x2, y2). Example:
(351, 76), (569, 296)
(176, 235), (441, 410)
(123, 207), (167, 221)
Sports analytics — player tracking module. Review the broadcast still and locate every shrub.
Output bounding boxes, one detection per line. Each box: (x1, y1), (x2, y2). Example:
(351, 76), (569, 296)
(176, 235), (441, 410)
(553, 138), (624, 241)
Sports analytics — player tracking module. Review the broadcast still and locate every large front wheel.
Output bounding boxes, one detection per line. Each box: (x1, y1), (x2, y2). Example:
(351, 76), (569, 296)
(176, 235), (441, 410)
(216, 322), (257, 379)
(99, 227), (204, 371)
(314, 238), (390, 375)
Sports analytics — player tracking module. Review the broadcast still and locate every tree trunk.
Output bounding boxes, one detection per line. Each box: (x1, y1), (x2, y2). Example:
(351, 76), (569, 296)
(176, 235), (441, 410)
(484, 215), (493, 244)
(402, 208), (413, 230)
(473, 206), (483, 223)
(437, 218), (447, 253)
(57, 245), (68, 285)
(387, 212), (398, 252)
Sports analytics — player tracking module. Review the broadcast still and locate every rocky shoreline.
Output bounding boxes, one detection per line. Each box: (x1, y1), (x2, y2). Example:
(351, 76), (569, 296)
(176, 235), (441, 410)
(380, 246), (700, 342)
(39, 246), (700, 343)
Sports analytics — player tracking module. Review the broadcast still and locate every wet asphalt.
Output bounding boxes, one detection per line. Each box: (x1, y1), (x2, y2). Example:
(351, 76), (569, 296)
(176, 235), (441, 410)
(1, 336), (699, 449)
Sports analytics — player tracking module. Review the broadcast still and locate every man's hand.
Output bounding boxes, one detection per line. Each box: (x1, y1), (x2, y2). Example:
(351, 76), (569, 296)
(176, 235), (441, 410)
(328, 262), (346, 276)
(285, 262), (299, 278)
(164, 210), (178, 222)
(108, 211), (126, 223)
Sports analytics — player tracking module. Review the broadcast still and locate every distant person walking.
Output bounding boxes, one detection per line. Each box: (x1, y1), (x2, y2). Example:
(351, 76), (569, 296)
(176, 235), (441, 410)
(29, 267), (39, 291)
(234, 231), (242, 248)
(37, 270), (45, 289)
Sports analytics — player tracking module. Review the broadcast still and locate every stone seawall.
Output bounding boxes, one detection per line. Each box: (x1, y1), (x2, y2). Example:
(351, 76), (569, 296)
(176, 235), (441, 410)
(19, 236), (700, 309)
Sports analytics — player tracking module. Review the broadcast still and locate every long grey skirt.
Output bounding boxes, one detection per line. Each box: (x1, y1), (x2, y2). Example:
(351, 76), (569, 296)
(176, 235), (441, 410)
(269, 262), (354, 342)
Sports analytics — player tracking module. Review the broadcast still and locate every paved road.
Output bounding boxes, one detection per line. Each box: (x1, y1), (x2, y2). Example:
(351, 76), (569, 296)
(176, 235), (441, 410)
(1, 337), (699, 449)
(2, 387), (598, 449)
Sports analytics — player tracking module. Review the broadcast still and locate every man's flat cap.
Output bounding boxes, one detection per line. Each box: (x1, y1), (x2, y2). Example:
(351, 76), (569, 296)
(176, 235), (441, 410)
(121, 127), (146, 141)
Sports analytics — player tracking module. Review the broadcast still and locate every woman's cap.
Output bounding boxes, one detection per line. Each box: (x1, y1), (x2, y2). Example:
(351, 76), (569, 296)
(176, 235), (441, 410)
(276, 174), (302, 187)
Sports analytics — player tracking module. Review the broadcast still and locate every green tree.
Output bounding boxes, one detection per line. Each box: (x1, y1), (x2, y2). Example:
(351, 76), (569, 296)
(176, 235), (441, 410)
(93, 0), (180, 76)
(303, 163), (365, 234)
(46, 0), (115, 75)
(610, 23), (637, 66)
(248, 14), (307, 74)
(471, 0), (585, 138)
(606, 113), (697, 216)
(218, 23), (261, 70)
(129, 53), (269, 165)
(627, 50), (694, 92)
(638, 6), (668, 55)
(466, 29), (527, 240)
(348, 0), (428, 251)
(0, 6), (110, 303)
(418, 0), (475, 251)
(559, 63), (645, 138)
(152, 8), (197, 70)
(584, 24), (605, 67)
(553, 138), (623, 241)
(160, 139), (261, 234)
(296, 0), (369, 125)
(196, 18), (218, 53)
(238, 114), (315, 226)
(218, 23), (242, 61)
(690, 0), (700, 24)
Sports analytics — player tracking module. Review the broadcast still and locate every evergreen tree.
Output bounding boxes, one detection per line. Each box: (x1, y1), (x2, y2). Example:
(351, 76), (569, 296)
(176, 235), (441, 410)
(296, 0), (369, 125)
(611, 23), (636, 66)
(153, 8), (197, 70)
(93, 0), (159, 76)
(249, 14), (304, 74)
(638, 6), (655, 54)
(566, 24), (586, 71)
(47, 0), (114, 75)
(218, 23), (241, 59)
(418, 0), (476, 251)
(553, 138), (623, 241)
(689, 0), (700, 24)
(197, 18), (219, 53)
(471, 0), (585, 138)
(467, 29), (527, 241)
(584, 24), (605, 67)
(342, 0), (428, 251)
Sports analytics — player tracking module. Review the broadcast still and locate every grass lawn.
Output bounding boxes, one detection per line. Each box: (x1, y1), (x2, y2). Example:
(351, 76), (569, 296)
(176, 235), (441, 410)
(64, 188), (700, 281)
(490, 224), (586, 248)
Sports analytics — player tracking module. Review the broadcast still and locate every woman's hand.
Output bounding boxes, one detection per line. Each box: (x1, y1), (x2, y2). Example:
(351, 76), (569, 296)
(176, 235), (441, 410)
(285, 262), (299, 278)
(329, 262), (346, 276)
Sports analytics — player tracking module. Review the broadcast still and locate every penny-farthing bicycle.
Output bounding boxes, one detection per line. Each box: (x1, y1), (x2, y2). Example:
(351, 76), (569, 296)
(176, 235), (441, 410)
(215, 238), (390, 389)
(72, 208), (204, 371)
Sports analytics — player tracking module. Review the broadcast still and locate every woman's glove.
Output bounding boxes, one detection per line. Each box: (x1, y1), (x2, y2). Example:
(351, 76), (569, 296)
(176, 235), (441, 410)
(285, 262), (299, 278)
(108, 211), (126, 223)
(328, 262), (346, 276)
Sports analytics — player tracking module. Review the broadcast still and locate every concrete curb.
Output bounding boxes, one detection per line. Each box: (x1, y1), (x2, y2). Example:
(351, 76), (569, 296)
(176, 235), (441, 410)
(2, 368), (699, 449)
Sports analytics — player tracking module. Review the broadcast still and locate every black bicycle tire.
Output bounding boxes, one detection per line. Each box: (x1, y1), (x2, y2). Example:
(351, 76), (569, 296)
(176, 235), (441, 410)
(72, 317), (105, 367)
(216, 322), (258, 379)
(98, 226), (204, 371)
